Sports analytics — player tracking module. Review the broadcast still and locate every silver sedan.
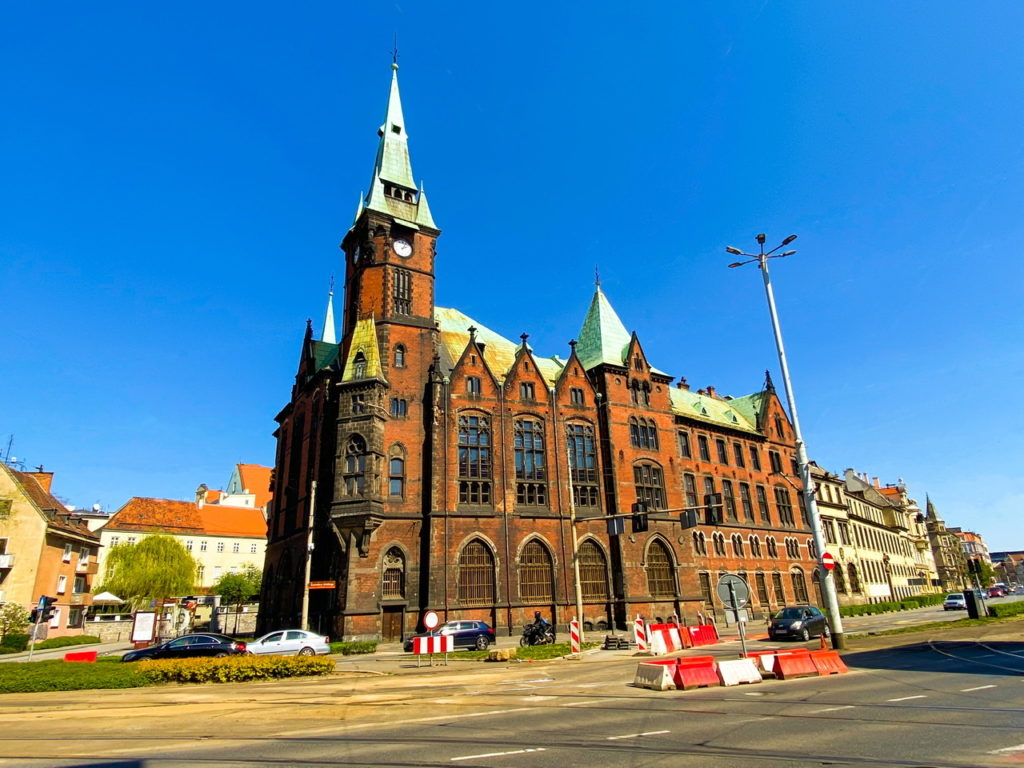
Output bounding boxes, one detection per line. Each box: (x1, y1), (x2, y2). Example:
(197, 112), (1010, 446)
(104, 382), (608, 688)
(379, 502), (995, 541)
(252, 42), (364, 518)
(247, 629), (331, 656)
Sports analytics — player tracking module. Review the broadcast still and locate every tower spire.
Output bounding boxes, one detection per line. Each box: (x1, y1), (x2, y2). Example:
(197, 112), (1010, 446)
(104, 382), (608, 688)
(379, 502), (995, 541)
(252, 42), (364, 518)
(321, 277), (337, 344)
(360, 62), (437, 229)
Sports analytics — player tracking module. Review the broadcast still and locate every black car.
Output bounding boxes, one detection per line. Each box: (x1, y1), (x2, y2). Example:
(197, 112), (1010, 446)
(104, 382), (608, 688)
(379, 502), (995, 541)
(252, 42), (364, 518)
(768, 606), (830, 641)
(403, 621), (496, 652)
(121, 633), (248, 662)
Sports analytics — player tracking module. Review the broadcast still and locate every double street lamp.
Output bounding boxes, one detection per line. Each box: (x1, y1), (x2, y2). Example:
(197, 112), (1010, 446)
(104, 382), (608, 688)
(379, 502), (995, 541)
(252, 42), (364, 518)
(725, 234), (846, 650)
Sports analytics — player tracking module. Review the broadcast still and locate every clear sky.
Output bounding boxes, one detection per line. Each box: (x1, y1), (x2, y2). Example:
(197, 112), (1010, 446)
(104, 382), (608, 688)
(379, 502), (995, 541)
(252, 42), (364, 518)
(2, 3), (1022, 549)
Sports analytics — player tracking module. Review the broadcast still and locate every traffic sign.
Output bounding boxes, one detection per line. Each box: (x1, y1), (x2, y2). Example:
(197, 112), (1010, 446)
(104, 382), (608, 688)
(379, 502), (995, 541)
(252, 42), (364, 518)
(716, 574), (750, 609)
(423, 610), (440, 630)
(308, 580), (336, 590)
(821, 552), (836, 571)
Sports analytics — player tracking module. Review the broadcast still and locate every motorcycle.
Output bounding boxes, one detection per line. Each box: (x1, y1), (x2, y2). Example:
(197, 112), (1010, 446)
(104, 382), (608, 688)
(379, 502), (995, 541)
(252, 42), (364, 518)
(520, 621), (555, 646)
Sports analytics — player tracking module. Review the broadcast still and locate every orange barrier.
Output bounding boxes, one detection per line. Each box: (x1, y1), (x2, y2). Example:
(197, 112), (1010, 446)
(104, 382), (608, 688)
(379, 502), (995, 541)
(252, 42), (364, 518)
(64, 651), (97, 663)
(677, 654), (717, 667)
(675, 658), (720, 690)
(810, 650), (848, 676)
(775, 651), (820, 680)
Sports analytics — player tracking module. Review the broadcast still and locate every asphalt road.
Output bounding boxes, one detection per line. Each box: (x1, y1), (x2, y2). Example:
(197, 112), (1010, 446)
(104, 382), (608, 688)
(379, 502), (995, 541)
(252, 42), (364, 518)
(1, 621), (1022, 768)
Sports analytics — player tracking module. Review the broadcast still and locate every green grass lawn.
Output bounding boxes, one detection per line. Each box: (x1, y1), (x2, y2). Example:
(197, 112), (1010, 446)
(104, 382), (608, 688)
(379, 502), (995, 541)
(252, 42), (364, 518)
(449, 641), (600, 661)
(0, 660), (149, 693)
(847, 613), (1024, 639)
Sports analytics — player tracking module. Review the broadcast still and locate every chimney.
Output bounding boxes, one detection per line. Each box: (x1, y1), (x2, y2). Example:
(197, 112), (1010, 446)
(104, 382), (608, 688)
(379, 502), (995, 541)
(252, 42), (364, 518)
(706, 385), (717, 399)
(195, 483), (208, 508)
(677, 377), (690, 391)
(26, 471), (54, 494)
(873, 477), (880, 488)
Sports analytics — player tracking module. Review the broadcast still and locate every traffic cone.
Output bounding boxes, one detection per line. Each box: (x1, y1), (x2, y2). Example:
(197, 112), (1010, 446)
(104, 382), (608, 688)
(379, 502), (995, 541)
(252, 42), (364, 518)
(819, 634), (828, 650)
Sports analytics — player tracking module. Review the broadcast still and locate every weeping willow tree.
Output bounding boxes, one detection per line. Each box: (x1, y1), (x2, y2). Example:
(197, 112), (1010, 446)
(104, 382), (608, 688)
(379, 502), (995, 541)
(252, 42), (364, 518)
(98, 535), (197, 609)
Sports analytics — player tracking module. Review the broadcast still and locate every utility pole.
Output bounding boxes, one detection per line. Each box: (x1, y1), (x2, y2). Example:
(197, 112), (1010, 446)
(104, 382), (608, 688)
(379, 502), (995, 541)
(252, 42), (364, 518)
(726, 234), (846, 649)
(566, 442), (584, 644)
(300, 480), (317, 631)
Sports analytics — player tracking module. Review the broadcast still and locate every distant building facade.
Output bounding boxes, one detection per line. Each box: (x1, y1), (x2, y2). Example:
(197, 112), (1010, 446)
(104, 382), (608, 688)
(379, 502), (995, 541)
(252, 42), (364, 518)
(0, 465), (100, 636)
(98, 498), (266, 589)
(949, 528), (990, 564)
(925, 497), (967, 591)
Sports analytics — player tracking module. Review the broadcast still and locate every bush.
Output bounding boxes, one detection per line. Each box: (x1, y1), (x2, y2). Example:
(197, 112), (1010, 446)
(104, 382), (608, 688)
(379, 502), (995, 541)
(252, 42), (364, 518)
(0, 660), (149, 693)
(35, 635), (101, 650)
(329, 641), (377, 655)
(137, 655), (336, 684)
(838, 594), (946, 617)
(987, 601), (1024, 618)
(0, 634), (29, 652)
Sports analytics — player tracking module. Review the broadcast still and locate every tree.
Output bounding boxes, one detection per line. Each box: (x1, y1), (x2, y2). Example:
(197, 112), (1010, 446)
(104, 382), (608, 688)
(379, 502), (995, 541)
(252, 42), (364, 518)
(0, 602), (29, 638)
(211, 565), (262, 633)
(98, 535), (197, 610)
(977, 558), (996, 587)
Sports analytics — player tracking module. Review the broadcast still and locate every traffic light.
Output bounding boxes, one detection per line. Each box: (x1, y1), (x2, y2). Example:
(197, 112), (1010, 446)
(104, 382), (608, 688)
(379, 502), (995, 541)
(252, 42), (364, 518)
(631, 502), (649, 533)
(38, 596), (57, 623)
(969, 558), (982, 576)
(704, 493), (723, 524)
(606, 516), (625, 537)
(29, 608), (39, 624)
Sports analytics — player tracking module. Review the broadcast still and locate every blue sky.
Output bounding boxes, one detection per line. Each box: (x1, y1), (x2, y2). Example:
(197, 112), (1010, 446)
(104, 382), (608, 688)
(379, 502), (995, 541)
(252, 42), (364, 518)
(2, 3), (1022, 549)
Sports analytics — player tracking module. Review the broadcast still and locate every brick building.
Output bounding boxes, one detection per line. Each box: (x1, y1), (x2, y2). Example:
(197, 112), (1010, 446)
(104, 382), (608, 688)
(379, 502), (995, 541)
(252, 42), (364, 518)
(259, 64), (820, 641)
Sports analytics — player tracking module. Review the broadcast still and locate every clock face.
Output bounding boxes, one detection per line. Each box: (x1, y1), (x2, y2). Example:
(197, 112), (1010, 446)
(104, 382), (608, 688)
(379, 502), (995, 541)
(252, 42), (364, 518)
(393, 238), (413, 258)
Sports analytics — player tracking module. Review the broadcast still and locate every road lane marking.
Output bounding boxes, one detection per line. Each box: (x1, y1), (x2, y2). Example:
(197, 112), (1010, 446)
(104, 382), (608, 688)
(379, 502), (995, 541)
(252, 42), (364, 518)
(812, 705), (855, 712)
(452, 748), (545, 761)
(887, 695), (926, 702)
(607, 730), (670, 740)
(961, 684), (997, 692)
(562, 700), (598, 706)
(989, 743), (1024, 755)
(275, 707), (535, 738)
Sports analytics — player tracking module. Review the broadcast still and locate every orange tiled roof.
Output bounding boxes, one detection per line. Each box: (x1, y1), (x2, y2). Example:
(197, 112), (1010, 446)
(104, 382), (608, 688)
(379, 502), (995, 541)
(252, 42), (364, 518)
(236, 464), (272, 509)
(7, 467), (99, 542)
(105, 497), (266, 539)
(204, 489), (223, 503)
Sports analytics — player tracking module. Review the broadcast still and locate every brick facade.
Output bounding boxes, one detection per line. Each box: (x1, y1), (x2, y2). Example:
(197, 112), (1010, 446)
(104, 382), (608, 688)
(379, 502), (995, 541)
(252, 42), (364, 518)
(258, 66), (821, 641)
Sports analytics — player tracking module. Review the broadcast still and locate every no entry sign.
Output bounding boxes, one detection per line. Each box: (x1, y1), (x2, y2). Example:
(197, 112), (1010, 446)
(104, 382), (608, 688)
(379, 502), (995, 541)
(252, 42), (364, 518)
(423, 610), (440, 630)
(821, 552), (836, 570)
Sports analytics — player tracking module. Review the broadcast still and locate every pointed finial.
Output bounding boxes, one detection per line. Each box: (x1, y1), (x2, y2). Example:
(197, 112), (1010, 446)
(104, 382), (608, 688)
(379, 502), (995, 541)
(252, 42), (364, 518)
(391, 34), (399, 70)
(594, 266), (601, 287)
(569, 339), (577, 349)
(764, 369), (775, 391)
(329, 274), (335, 295)
(520, 333), (529, 343)
(468, 325), (477, 339)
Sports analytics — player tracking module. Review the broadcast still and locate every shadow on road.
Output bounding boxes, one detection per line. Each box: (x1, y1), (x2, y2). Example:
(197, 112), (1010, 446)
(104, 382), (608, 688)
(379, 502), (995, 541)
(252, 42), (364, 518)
(841, 640), (1024, 677)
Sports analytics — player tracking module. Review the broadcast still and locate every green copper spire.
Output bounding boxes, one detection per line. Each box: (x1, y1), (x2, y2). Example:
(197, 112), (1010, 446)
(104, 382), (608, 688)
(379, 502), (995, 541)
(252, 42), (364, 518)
(360, 63), (437, 230)
(576, 286), (632, 370)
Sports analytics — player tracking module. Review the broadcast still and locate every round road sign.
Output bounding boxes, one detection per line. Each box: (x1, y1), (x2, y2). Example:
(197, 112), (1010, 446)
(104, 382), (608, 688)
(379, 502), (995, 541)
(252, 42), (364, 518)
(821, 552), (836, 571)
(716, 574), (750, 609)
(423, 610), (440, 630)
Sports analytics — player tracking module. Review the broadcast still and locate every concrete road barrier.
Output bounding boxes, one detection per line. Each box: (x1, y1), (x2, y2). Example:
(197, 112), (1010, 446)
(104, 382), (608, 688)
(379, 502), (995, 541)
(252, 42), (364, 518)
(633, 661), (677, 691)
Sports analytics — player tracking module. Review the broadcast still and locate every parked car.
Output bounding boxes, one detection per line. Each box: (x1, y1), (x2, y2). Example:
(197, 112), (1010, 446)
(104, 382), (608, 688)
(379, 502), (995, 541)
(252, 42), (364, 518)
(987, 586), (1006, 598)
(943, 593), (966, 610)
(767, 606), (829, 641)
(248, 629), (330, 656)
(403, 620), (496, 652)
(121, 633), (247, 662)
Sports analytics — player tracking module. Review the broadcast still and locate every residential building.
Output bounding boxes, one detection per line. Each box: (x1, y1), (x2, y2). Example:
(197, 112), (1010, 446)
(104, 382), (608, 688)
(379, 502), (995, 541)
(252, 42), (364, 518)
(925, 497), (967, 591)
(258, 63), (820, 641)
(97, 498), (266, 589)
(990, 551), (1024, 587)
(949, 528), (990, 563)
(0, 465), (100, 636)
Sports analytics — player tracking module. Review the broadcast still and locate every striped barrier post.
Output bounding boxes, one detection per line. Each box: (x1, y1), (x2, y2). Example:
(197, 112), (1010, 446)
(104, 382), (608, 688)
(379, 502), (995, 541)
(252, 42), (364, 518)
(569, 619), (580, 655)
(412, 634), (453, 666)
(634, 616), (648, 653)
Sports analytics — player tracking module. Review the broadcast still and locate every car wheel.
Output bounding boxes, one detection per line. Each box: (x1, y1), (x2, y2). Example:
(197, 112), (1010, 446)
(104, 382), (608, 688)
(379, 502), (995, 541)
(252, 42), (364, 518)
(298, 647), (315, 657)
(800, 628), (810, 642)
(214, 652), (228, 658)
(475, 635), (490, 650)
(822, 625), (831, 639)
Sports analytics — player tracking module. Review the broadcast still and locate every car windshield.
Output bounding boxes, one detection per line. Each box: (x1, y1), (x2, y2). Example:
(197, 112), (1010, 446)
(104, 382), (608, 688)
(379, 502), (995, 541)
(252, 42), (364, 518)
(773, 608), (805, 620)
(945, 594), (963, 600)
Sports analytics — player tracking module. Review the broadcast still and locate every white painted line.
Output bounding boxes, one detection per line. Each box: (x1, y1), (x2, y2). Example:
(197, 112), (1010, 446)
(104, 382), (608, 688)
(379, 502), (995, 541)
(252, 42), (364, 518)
(607, 730), (670, 740)
(887, 695), (927, 702)
(961, 684), (997, 692)
(989, 743), (1024, 755)
(812, 705), (855, 712)
(277, 707), (535, 738)
(562, 700), (598, 707)
(452, 748), (546, 761)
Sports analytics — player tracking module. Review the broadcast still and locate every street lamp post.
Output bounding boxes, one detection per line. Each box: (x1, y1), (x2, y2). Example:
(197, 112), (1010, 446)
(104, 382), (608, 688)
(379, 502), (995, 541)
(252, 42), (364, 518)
(726, 233), (846, 650)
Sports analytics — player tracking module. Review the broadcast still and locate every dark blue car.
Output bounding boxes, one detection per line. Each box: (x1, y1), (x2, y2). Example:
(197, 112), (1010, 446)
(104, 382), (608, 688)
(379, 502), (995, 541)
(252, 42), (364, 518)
(403, 620), (495, 651)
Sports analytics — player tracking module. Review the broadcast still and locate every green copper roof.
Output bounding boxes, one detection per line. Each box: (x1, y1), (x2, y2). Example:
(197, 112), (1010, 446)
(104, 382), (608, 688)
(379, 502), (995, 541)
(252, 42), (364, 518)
(727, 391), (766, 427)
(360, 66), (437, 230)
(576, 287), (632, 370)
(669, 387), (760, 434)
(341, 316), (384, 382)
(311, 340), (339, 371)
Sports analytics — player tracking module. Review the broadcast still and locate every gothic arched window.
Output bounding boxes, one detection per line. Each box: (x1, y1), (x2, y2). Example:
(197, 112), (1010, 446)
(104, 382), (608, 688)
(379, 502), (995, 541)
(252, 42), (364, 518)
(579, 540), (609, 600)
(732, 533), (745, 557)
(645, 540), (676, 597)
(344, 435), (367, 495)
(519, 540), (554, 601)
(567, 423), (599, 508)
(749, 535), (762, 558)
(382, 548), (405, 599)
(766, 536), (779, 559)
(458, 415), (492, 505)
(458, 539), (495, 605)
(352, 352), (367, 379)
(791, 567), (809, 603)
(389, 457), (404, 497)
(514, 419), (547, 506)
(394, 344), (406, 368)
(633, 462), (665, 509)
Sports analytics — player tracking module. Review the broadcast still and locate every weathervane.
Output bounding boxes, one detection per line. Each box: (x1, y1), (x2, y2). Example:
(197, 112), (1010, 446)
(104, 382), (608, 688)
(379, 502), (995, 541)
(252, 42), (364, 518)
(391, 35), (399, 69)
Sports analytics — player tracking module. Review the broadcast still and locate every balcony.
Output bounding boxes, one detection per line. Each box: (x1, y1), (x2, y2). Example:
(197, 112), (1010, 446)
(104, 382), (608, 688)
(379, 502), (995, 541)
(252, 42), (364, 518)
(76, 561), (98, 575)
(0, 554), (14, 569)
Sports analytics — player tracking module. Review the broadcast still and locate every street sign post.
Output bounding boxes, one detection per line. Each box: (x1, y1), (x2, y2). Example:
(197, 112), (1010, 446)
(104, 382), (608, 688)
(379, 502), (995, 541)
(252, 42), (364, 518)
(716, 574), (751, 656)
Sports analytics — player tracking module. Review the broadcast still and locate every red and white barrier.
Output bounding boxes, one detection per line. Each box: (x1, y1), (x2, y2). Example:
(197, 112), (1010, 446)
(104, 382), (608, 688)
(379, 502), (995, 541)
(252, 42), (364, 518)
(647, 623), (685, 655)
(569, 619), (580, 654)
(634, 616), (648, 653)
(412, 635), (454, 655)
